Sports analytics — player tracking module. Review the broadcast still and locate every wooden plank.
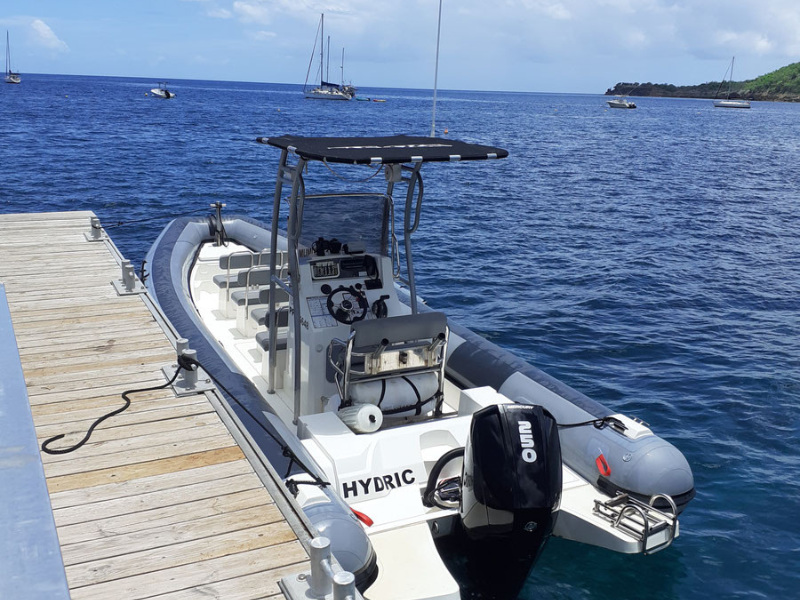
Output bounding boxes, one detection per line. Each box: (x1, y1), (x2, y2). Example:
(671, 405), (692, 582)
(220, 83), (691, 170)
(145, 562), (306, 600)
(0, 210), (95, 221)
(61, 503), (287, 566)
(8, 294), (133, 313)
(39, 413), (223, 451)
(35, 402), (216, 444)
(16, 321), (162, 349)
(47, 446), (246, 493)
(41, 422), (231, 464)
(25, 369), (166, 399)
(43, 435), (237, 479)
(66, 523), (300, 588)
(50, 460), (256, 510)
(9, 305), (147, 326)
(22, 348), (177, 379)
(56, 488), (270, 545)
(68, 542), (307, 600)
(20, 337), (173, 364)
(31, 389), (187, 415)
(18, 326), (165, 354)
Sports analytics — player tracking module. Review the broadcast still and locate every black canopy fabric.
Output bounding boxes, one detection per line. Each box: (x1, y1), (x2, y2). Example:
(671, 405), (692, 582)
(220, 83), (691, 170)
(258, 135), (508, 165)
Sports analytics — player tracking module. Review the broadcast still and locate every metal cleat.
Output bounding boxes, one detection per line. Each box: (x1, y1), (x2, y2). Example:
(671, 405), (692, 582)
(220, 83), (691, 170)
(161, 338), (216, 396)
(112, 259), (147, 296)
(84, 216), (105, 242)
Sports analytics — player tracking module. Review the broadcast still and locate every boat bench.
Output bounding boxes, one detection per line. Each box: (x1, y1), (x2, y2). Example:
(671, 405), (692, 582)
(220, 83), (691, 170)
(234, 288), (291, 335)
(217, 258), (287, 317)
(212, 250), (287, 318)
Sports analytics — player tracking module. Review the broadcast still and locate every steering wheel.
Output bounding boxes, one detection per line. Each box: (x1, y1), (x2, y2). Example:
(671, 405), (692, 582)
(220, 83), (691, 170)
(327, 285), (369, 325)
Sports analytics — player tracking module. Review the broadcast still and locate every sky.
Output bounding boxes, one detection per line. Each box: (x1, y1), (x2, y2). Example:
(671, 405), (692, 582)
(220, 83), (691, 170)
(1, 0), (799, 93)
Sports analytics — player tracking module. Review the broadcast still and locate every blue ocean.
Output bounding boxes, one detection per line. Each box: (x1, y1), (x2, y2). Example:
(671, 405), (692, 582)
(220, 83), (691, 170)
(2, 74), (799, 599)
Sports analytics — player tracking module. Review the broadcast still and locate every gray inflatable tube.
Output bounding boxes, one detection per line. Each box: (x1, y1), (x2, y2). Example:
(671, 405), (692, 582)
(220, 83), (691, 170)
(397, 293), (696, 513)
(145, 216), (378, 590)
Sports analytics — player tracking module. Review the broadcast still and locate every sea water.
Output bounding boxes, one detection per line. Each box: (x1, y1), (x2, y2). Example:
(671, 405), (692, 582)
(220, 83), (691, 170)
(1, 74), (799, 600)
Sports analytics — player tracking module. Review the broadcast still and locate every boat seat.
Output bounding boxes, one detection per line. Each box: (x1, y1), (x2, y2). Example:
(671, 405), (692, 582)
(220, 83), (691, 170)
(212, 250), (274, 288)
(231, 286), (290, 308)
(328, 312), (448, 417)
(219, 261), (288, 318)
(256, 331), (289, 352)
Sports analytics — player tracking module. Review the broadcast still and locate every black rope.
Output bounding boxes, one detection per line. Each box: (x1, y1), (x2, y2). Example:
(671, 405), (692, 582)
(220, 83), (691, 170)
(176, 354), (330, 494)
(557, 415), (626, 431)
(99, 206), (211, 230)
(41, 365), (185, 455)
(140, 259), (149, 285)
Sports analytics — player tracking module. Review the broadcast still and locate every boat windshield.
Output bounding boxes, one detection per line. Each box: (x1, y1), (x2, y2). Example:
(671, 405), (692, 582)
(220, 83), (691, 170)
(300, 193), (389, 256)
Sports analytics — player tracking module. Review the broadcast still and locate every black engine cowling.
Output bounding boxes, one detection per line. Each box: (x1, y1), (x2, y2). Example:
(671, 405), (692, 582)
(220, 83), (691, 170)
(456, 403), (562, 598)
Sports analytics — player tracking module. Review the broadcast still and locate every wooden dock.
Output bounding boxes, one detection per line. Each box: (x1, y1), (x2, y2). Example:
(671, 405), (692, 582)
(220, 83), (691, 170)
(0, 211), (310, 599)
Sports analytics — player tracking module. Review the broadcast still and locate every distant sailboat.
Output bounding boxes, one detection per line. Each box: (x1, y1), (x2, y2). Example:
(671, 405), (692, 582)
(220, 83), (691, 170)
(713, 57), (750, 109)
(5, 31), (21, 84)
(303, 14), (352, 100)
(340, 48), (357, 99)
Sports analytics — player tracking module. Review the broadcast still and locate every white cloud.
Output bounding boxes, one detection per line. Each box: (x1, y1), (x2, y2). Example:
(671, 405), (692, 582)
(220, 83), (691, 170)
(30, 19), (69, 52)
(207, 8), (233, 19)
(233, 1), (271, 24)
(252, 30), (277, 40)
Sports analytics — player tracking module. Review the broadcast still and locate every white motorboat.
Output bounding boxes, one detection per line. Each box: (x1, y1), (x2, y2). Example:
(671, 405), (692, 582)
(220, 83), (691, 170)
(5, 31), (21, 84)
(713, 57), (751, 109)
(145, 135), (694, 600)
(150, 81), (175, 99)
(303, 14), (353, 100)
(607, 97), (636, 109)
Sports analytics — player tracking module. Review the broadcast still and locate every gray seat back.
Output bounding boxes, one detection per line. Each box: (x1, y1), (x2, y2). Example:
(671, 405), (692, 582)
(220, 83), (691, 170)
(351, 312), (447, 351)
(331, 312), (449, 414)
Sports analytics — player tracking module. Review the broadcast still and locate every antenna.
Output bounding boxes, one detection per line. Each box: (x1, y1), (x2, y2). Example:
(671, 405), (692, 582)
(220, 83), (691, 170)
(430, 0), (443, 137)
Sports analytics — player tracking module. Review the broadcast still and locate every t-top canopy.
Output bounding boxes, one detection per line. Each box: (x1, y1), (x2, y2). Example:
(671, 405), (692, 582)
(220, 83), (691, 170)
(257, 135), (508, 165)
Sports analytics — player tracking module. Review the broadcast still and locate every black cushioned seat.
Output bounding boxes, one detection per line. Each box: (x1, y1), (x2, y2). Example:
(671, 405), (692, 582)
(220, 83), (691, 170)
(256, 332), (289, 351)
(251, 307), (290, 327)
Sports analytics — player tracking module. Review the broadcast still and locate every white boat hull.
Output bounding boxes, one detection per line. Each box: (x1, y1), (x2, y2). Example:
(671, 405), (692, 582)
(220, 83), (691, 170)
(607, 99), (636, 109)
(150, 88), (176, 99)
(713, 99), (750, 108)
(304, 88), (351, 100)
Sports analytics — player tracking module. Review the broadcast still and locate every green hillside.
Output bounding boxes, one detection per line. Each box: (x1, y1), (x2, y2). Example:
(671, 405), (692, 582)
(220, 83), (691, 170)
(606, 62), (800, 102)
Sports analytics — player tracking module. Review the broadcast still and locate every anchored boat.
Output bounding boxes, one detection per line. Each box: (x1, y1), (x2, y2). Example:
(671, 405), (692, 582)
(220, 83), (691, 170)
(150, 81), (175, 99)
(145, 135), (695, 600)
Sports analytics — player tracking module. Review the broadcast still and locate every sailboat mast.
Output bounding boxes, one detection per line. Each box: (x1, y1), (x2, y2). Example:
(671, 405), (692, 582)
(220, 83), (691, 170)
(327, 36), (331, 83)
(6, 31), (10, 76)
(431, 0), (443, 137)
(728, 56), (735, 99)
(341, 48), (345, 85)
(320, 14), (325, 85)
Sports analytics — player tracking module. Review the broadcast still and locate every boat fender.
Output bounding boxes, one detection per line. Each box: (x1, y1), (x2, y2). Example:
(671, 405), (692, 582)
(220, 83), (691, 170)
(303, 502), (379, 592)
(338, 404), (382, 434)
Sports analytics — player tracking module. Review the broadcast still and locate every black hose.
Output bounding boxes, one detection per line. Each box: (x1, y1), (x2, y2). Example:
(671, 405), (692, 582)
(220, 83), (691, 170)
(176, 354), (329, 493)
(41, 365), (184, 455)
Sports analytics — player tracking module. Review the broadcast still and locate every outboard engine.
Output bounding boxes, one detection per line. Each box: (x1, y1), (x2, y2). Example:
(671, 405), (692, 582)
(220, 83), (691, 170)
(448, 404), (562, 598)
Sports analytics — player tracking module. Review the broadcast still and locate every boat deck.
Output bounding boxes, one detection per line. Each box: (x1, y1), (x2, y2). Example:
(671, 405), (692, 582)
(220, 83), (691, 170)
(0, 211), (310, 599)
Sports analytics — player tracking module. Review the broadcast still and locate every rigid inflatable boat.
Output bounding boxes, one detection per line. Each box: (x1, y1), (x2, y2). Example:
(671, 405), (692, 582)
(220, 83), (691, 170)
(145, 135), (694, 600)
